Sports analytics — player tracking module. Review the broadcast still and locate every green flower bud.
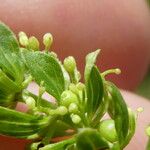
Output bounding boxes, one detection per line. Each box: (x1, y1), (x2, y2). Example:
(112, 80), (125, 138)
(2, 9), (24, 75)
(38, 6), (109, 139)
(25, 97), (36, 109)
(76, 82), (85, 91)
(76, 70), (81, 82)
(43, 33), (53, 51)
(18, 31), (29, 47)
(69, 103), (79, 113)
(60, 90), (78, 107)
(71, 114), (81, 124)
(56, 106), (68, 116)
(28, 36), (39, 51)
(63, 56), (76, 73)
(69, 83), (79, 94)
(19, 31), (26, 36)
(99, 119), (118, 143)
(50, 51), (57, 58)
(49, 106), (68, 116)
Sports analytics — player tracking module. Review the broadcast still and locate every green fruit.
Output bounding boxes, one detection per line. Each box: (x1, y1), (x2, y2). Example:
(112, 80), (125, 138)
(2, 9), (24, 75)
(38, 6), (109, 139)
(98, 119), (118, 143)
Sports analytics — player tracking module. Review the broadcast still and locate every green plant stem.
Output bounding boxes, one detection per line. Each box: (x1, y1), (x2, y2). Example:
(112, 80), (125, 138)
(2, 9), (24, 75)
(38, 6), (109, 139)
(21, 75), (32, 88)
(22, 90), (57, 109)
(42, 116), (58, 145)
(39, 137), (76, 150)
(77, 94), (89, 127)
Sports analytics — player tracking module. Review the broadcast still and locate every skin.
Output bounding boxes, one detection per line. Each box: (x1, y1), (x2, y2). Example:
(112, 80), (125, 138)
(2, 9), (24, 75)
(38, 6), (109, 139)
(0, 0), (150, 90)
(0, 0), (150, 149)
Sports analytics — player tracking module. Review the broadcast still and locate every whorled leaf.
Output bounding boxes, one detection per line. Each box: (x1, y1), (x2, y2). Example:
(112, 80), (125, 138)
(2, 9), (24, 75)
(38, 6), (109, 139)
(0, 22), (24, 85)
(23, 51), (65, 101)
(0, 106), (49, 139)
(123, 108), (136, 148)
(106, 82), (129, 147)
(76, 128), (109, 150)
(0, 22), (25, 106)
(86, 66), (104, 119)
(84, 49), (100, 82)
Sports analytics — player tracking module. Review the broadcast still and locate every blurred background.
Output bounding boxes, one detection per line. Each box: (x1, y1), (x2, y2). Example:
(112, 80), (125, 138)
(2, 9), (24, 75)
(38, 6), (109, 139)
(0, 0), (150, 98)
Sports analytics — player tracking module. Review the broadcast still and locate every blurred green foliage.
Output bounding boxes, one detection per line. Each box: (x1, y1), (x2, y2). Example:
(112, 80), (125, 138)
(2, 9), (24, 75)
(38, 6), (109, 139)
(136, 70), (150, 99)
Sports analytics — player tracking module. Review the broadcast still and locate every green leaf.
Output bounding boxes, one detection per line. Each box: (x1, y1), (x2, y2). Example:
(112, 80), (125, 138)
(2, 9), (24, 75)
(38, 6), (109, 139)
(0, 22), (19, 53)
(91, 90), (109, 127)
(47, 52), (70, 90)
(76, 128), (109, 150)
(60, 63), (70, 90)
(0, 22), (24, 85)
(50, 54), (70, 90)
(53, 120), (74, 137)
(0, 106), (49, 139)
(86, 66), (104, 118)
(106, 82), (129, 147)
(147, 138), (150, 150)
(39, 138), (75, 150)
(123, 108), (136, 148)
(0, 90), (15, 106)
(84, 49), (100, 82)
(0, 69), (21, 93)
(110, 142), (120, 150)
(23, 51), (65, 100)
(0, 22), (25, 106)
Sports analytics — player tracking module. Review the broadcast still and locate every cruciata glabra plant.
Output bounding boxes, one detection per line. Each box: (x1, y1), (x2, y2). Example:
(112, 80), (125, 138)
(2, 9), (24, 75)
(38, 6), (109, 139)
(0, 22), (139, 150)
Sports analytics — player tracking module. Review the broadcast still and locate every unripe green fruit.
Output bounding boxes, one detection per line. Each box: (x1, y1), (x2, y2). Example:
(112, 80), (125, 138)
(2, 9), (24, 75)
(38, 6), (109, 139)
(98, 119), (118, 143)
(60, 90), (78, 107)
(63, 56), (76, 73)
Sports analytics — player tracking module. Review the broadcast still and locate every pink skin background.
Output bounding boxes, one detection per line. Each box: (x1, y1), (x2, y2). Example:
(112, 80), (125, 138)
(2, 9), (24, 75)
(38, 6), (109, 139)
(0, 0), (150, 149)
(0, 0), (150, 90)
